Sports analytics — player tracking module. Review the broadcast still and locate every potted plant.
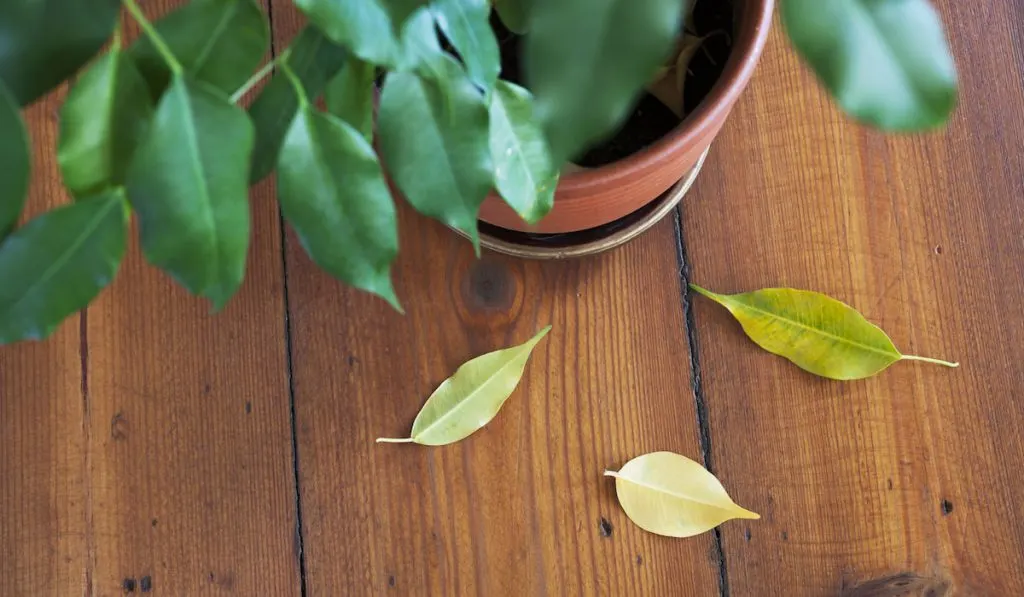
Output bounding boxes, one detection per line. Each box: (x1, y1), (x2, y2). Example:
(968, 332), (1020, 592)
(0, 0), (956, 345)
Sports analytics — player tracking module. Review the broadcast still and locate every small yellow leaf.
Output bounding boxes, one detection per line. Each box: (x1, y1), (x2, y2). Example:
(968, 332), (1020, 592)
(690, 284), (959, 380)
(674, 34), (708, 102)
(605, 452), (759, 538)
(376, 325), (551, 446)
(647, 33), (710, 117)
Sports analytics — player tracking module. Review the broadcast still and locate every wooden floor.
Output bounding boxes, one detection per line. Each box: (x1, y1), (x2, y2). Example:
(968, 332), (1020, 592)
(3, 2), (1024, 596)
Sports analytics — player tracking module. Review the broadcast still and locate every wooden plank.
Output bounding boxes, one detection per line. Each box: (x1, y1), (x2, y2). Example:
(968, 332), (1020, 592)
(75, 1), (301, 593)
(272, 3), (723, 588)
(0, 88), (88, 597)
(682, 3), (1024, 595)
(4, 2), (301, 594)
(285, 209), (724, 596)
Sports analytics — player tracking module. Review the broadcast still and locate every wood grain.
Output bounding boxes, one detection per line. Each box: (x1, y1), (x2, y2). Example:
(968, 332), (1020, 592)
(4, 1), (1024, 596)
(3, 2), (301, 594)
(681, 2), (1024, 595)
(272, 8), (721, 593)
(0, 88), (88, 597)
(285, 209), (724, 596)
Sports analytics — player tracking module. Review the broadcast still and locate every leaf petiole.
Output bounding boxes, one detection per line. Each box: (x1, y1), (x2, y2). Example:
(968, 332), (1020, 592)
(901, 354), (960, 368)
(375, 437), (415, 444)
(122, 0), (183, 75)
(278, 52), (310, 107)
(231, 59), (280, 104)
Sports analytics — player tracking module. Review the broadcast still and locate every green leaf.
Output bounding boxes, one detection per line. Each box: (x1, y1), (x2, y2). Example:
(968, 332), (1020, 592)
(0, 190), (127, 344)
(0, 81), (29, 237)
(129, 0), (270, 98)
(395, 7), (446, 75)
(126, 76), (254, 310)
(248, 26), (348, 184)
(690, 284), (959, 380)
(277, 107), (400, 310)
(57, 50), (154, 198)
(0, 0), (120, 106)
(494, 0), (530, 34)
(781, 0), (957, 130)
(431, 0), (500, 93)
(378, 56), (493, 250)
(488, 81), (556, 223)
(324, 58), (377, 142)
(295, 0), (424, 66)
(604, 452), (760, 538)
(377, 325), (551, 445)
(525, 0), (687, 164)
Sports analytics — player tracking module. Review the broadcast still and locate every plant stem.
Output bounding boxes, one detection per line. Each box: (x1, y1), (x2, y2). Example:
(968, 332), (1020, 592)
(112, 21), (123, 50)
(375, 437), (415, 444)
(902, 354), (960, 368)
(122, 0), (183, 75)
(278, 52), (309, 107)
(231, 59), (278, 104)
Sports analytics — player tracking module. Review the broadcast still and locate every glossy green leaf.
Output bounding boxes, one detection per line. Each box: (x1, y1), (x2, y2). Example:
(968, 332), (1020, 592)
(57, 50), (153, 197)
(525, 0), (687, 164)
(431, 0), (500, 93)
(488, 81), (556, 224)
(295, 0), (424, 66)
(277, 107), (400, 309)
(690, 284), (959, 380)
(781, 0), (957, 130)
(0, 81), (29, 236)
(0, 190), (127, 344)
(378, 56), (493, 250)
(324, 58), (377, 142)
(130, 0), (269, 98)
(0, 0), (119, 106)
(493, 0), (530, 34)
(605, 452), (760, 538)
(377, 325), (551, 445)
(248, 26), (348, 184)
(395, 7), (446, 76)
(126, 76), (254, 310)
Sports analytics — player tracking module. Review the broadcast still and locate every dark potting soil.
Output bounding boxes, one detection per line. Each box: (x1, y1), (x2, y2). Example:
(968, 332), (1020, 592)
(492, 0), (735, 167)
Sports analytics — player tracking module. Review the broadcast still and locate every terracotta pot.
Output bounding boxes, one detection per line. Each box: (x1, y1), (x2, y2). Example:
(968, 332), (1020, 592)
(478, 0), (775, 234)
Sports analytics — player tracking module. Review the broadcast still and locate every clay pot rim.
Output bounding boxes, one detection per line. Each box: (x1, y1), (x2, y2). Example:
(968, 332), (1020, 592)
(555, 0), (775, 193)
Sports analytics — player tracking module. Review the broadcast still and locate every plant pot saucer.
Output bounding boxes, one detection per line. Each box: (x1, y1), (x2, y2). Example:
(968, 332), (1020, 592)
(461, 147), (709, 259)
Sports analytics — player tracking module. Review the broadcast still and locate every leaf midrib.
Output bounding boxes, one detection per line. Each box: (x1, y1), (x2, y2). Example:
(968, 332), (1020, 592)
(494, 89), (539, 204)
(413, 345), (528, 440)
(177, 80), (219, 286)
(2, 197), (119, 316)
(727, 297), (899, 360)
(849, 0), (935, 107)
(306, 111), (384, 265)
(612, 474), (738, 513)
(192, 1), (239, 75)
(419, 76), (472, 215)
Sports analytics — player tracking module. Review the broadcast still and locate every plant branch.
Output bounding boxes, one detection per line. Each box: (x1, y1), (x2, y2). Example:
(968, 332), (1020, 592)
(122, 0), (183, 75)
(231, 59), (278, 104)
(112, 21), (123, 50)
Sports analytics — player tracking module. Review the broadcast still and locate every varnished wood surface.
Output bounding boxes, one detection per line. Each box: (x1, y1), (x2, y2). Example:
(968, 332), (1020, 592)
(2, 0), (1023, 595)
(683, 2), (1024, 595)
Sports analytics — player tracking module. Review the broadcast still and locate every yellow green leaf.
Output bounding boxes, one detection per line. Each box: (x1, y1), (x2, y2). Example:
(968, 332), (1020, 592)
(690, 284), (958, 380)
(377, 325), (551, 446)
(604, 451), (759, 538)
